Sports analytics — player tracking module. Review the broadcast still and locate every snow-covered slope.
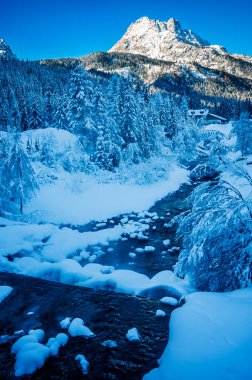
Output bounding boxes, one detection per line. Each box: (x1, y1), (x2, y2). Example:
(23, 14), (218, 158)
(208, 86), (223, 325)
(0, 38), (15, 59)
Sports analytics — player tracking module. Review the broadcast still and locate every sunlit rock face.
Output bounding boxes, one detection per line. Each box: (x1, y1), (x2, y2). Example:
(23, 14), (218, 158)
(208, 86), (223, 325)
(0, 39), (15, 59)
(109, 16), (252, 81)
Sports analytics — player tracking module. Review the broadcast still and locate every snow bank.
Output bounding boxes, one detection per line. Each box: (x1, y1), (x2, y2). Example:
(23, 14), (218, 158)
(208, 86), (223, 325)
(84, 267), (189, 296)
(144, 288), (252, 380)
(15, 257), (192, 297)
(79, 269), (150, 294)
(26, 165), (188, 225)
(0, 286), (12, 303)
(42, 225), (124, 262)
(0, 223), (57, 257)
(0, 219), (148, 262)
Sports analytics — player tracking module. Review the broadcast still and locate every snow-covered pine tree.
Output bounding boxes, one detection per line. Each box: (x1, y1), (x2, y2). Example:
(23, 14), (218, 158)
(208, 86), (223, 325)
(19, 96), (30, 131)
(67, 67), (95, 131)
(8, 89), (21, 132)
(30, 99), (43, 129)
(52, 94), (69, 130)
(119, 76), (142, 163)
(0, 97), (9, 131)
(173, 171), (252, 291)
(93, 84), (121, 170)
(0, 133), (38, 214)
(107, 74), (122, 132)
(172, 96), (200, 162)
(43, 90), (54, 128)
(233, 112), (252, 156)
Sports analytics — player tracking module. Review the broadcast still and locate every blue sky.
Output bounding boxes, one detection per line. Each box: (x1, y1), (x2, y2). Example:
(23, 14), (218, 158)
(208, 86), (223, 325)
(1, 0), (252, 60)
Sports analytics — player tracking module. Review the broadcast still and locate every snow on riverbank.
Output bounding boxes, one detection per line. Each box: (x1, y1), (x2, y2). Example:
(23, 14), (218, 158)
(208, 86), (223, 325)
(0, 162), (188, 265)
(144, 288), (252, 380)
(0, 160), (191, 297)
(25, 165), (188, 225)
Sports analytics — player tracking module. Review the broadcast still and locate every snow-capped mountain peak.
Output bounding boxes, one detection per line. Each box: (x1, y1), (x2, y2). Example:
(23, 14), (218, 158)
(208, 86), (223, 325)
(109, 16), (211, 60)
(0, 38), (15, 59)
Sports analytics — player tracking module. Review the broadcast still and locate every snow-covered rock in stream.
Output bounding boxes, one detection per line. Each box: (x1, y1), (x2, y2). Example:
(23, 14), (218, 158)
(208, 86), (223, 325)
(68, 318), (95, 338)
(126, 327), (141, 342)
(160, 297), (179, 306)
(75, 354), (89, 374)
(60, 317), (71, 330)
(155, 310), (166, 317)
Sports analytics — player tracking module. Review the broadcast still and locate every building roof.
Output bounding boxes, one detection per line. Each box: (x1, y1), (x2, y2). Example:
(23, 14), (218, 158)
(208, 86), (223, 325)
(188, 109), (209, 116)
(188, 109), (227, 121)
(208, 113), (227, 121)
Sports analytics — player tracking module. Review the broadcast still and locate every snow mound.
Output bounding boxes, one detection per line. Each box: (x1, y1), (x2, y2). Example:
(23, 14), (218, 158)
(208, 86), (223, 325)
(145, 288), (252, 380)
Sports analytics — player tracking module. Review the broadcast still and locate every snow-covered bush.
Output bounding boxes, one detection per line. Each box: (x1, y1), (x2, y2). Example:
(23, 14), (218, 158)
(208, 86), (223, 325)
(173, 172), (252, 291)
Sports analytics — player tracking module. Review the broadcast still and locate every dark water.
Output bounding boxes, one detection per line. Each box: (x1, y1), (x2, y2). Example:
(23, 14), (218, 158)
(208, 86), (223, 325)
(0, 272), (176, 380)
(99, 182), (194, 277)
(61, 182), (195, 279)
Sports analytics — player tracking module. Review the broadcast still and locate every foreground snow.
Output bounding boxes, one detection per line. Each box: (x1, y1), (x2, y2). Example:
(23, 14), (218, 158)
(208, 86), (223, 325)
(145, 288), (252, 380)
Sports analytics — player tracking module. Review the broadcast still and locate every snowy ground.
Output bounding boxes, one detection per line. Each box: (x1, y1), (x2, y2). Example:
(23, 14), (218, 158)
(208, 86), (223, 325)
(25, 164), (188, 225)
(204, 122), (233, 137)
(145, 288), (252, 380)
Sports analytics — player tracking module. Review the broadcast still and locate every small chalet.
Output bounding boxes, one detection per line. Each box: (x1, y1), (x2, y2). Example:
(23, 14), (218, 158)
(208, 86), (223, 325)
(188, 109), (227, 125)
